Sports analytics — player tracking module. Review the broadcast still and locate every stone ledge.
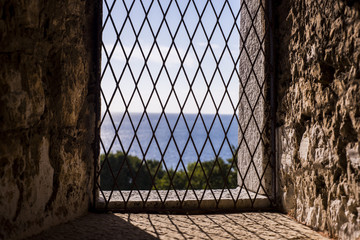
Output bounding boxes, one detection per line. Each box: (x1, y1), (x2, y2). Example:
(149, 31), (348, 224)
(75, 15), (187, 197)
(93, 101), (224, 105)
(96, 188), (271, 211)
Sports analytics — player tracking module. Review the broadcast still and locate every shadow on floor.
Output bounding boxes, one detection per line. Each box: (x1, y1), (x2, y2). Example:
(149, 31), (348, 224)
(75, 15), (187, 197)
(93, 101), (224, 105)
(28, 212), (329, 239)
(27, 213), (157, 240)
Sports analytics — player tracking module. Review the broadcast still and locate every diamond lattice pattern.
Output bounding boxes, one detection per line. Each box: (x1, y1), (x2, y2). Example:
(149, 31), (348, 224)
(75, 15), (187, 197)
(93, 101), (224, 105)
(97, 0), (274, 210)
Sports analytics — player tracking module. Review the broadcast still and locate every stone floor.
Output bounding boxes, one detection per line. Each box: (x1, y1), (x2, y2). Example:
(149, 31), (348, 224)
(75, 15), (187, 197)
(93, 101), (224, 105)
(28, 212), (330, 240)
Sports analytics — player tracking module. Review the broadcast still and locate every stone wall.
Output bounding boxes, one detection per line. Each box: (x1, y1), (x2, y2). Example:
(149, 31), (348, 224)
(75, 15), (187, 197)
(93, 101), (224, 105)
(238, 0), (273, 197)
(0, 0), (100, 239)
(275, 0), (360, 239)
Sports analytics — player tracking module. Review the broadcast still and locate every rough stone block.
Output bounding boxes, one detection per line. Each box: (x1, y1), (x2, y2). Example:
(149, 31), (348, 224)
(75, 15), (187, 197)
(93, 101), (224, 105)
(238, 0), (272, 195)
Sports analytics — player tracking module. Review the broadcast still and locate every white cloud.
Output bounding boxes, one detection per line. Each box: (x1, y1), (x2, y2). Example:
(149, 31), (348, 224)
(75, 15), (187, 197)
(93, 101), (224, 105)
(196, 41), (220, 49)
(103, 43), (196, 69)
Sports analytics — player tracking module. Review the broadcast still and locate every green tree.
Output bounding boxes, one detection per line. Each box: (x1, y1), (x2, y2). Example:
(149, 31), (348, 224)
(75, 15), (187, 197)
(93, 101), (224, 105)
(186, 158), (237, 189)
(100, 151), (161, 190)
(100, 152), (238, 191)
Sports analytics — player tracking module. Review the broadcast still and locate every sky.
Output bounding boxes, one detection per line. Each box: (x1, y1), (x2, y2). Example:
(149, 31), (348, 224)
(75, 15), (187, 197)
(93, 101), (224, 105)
(101, 0), (240, 115)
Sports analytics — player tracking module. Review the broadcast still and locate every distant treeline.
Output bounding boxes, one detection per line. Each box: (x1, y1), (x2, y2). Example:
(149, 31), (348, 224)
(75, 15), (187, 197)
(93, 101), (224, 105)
(99, 151), (237, 190)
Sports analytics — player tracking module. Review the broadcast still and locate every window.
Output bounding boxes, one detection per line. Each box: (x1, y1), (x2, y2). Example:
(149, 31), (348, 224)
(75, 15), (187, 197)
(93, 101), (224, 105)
(96, 0), (275, 211)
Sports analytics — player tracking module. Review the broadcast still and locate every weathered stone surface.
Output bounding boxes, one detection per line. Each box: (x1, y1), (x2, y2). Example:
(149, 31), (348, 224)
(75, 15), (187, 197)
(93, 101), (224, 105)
(0, 0), (99, 239)
(97, 188), (270, 210)
(238, 0), (272, 196)
(275, 0), (360, 239)
(27, 212), (330, 240)
(346, 143), (360, 169)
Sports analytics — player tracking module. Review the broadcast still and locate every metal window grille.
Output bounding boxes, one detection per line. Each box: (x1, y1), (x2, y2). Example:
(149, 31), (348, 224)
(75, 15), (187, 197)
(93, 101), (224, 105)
(95, 0), (276, 212)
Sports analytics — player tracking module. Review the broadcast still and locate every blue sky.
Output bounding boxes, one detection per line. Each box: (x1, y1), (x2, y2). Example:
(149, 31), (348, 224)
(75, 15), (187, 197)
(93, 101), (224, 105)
(101, 0), (240, 114)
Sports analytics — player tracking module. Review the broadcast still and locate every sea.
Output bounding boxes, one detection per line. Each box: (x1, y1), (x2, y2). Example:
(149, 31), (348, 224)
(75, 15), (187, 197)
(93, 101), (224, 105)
(100, 112), (238, 169)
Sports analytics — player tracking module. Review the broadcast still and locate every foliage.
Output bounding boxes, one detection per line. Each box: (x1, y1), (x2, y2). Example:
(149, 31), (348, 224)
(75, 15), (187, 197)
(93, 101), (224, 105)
(100, 151), (237, 191)
(100, 152), (160, 190)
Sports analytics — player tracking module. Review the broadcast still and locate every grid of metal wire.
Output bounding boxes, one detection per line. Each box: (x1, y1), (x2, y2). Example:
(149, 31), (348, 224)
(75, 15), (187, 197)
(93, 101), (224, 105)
(95, 0), (275, 211)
